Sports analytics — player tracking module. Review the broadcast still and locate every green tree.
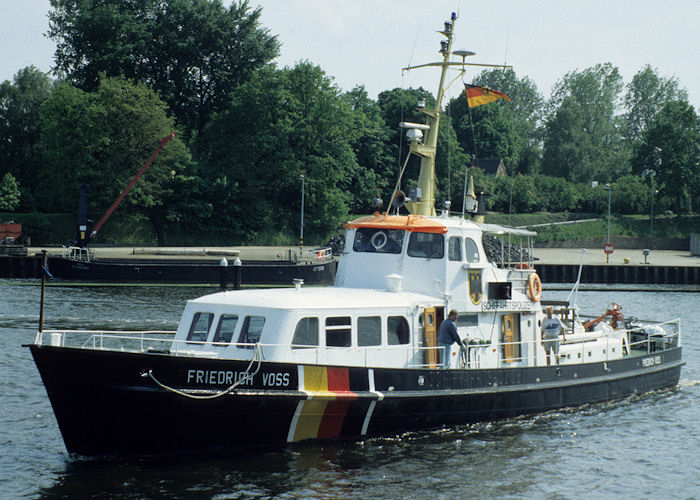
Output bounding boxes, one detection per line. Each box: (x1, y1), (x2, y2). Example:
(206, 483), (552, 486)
(471, 69), (544, 174)
(342, 86), (394, 212)
(48, 0), (279, 138)
(0, 173), (21, 211)
(542, 63), (629, 183)
(0, 67), (53, 210)
(624, 65), (688, 144)
(198, 62), (361, 241)
(39, 77), (192, 239)
(632, 100), (700, 214)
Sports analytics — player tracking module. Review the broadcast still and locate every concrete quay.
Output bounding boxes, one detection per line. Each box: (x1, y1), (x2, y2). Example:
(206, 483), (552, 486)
(2, 245), (699, 284)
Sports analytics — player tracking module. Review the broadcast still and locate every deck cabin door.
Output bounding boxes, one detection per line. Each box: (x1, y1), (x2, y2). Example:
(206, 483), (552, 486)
(502, 313), (521, 363)
(422, 307), (439, 368)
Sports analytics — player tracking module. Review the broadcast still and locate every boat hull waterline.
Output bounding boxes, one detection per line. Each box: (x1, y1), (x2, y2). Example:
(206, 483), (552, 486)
(29, 345), (682, 456)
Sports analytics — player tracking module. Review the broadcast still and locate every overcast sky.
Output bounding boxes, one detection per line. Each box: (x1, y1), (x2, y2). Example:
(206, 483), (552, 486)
(3, 0), (699, 111)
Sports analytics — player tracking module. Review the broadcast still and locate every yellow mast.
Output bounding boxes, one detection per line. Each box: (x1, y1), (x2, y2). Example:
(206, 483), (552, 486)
(403, 14), (456, 216)
(400, 13), (511, 217)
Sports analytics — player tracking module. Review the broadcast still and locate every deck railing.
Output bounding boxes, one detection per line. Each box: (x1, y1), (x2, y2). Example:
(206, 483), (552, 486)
(34, 317), (680, 370)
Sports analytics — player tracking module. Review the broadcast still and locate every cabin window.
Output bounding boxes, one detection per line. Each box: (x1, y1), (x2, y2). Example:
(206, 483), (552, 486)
(212, 314), (238, 344)
(186, 312), (214, 343)
(358, 316), (381, 346)
(465, 237), (480, 263)
(407, 232), (444, 259)
(237, 316), (265, 346)
(353, 228), (404, 254)
(326, 316), (351, 347)
(292, 317), (319, 348)
(448, 236), (462, 261)
(456, 313), (478, 327)
(388, 316), (410, 345)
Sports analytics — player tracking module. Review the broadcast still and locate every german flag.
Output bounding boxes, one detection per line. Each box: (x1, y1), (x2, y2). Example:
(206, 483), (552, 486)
(464, 84), (511, 107)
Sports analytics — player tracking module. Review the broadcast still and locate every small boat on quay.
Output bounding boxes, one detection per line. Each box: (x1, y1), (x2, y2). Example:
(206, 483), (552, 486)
(27, 13), (683, 457)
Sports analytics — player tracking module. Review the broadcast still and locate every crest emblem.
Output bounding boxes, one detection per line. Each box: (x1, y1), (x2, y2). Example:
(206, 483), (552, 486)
(468, 269), (483, 305)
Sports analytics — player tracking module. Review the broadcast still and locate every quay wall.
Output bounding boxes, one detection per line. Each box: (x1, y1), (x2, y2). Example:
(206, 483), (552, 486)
(2, 251), (700, 284)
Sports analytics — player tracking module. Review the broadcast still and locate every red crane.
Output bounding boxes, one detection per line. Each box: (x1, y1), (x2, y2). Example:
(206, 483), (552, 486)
(88, 133), (176, 241)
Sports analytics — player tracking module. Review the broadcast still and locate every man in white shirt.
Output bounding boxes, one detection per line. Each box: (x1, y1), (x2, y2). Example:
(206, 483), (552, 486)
(541, 306), (566, 366)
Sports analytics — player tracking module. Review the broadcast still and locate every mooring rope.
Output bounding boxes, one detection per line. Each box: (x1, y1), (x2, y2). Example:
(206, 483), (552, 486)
(142, 343), (264, 400)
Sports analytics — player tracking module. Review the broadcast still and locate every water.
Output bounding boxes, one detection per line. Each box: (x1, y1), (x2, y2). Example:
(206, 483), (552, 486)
(2, 281), (699, 499)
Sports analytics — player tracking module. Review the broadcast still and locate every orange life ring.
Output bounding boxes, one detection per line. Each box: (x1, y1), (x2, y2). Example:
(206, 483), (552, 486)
(527, 273), (542, 302)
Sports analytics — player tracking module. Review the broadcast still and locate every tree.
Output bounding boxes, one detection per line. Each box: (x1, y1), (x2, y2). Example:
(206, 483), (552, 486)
(342, 86), (395, 212)
(0, 173), (21, 211)
(39, 77), (192, 238)
(471, 69), (545, 174)
(0, 66), (53, 210)
(624, 65), (688, 145)
(632, 100), (700, 214)
(48, 0), (279, 138)
(198, 62), (361, 241)
(542, 63), (629, 182)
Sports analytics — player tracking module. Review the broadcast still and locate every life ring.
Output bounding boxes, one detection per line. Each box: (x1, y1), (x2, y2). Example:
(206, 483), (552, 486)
(370, 231), (388, 250)
(527, 272), (542, 302)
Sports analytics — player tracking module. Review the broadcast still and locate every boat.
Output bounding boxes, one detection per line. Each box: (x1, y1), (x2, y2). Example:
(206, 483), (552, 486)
(46, 246), (336, 285)
(27, 13), (683, 457)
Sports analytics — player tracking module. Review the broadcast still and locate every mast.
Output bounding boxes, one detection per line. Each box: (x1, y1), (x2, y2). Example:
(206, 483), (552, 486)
(401, 13), (511, 217)
(403, 13), (456, 216)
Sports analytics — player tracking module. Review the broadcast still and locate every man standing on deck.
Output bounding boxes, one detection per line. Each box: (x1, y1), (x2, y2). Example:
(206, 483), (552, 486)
(438, 310), (466, 368)
(541, 306), (566, 365)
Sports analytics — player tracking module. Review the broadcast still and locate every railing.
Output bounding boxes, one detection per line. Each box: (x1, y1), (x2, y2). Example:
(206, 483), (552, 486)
(34, 317), (681, 369)
(302, 247), (333, 263)
(60, 246), (94, 262)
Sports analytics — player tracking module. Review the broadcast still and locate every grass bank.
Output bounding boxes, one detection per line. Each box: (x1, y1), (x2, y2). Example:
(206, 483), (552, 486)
(4, 211), (700, 247)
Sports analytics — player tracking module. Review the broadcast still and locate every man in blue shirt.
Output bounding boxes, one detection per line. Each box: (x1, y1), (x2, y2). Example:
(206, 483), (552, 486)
(541, 306), (566, 366)
(437, 310), (465, 368)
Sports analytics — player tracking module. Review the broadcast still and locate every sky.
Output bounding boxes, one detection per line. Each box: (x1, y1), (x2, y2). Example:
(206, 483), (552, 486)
(2, 0), (700, 111)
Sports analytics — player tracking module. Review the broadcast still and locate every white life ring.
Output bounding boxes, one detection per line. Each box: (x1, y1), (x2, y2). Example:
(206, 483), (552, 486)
(370, 231), (388, 250)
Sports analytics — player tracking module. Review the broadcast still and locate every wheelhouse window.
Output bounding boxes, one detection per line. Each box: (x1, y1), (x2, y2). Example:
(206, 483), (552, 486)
(456, 313), (478, 327)
(448, 236), (462, 261)
(326, 316), (351, 347)
(187, 312), (214, 343)
(407, 232), (444, 259)
(237, 316), (265, 346)
(388, 316), (410, 345)
(292, 317), (319, 348)
(465, 237), (480, 263)
(353, 228), (404, 254)
(358, 316), (381, 346)
(212, 314), (238, 344)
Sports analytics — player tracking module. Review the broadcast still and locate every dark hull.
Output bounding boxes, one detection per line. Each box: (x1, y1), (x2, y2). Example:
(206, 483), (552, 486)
(47, 257), (336, 285)
(29, 344), (683, 457)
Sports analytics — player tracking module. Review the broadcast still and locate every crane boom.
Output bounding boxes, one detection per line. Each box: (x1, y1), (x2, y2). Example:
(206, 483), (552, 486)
(89, 133), (176, 241)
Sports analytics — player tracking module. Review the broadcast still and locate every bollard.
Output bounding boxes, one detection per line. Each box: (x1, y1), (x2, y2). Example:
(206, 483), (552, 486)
(219, 257), (228, 290)
(233, 257), (242, 290)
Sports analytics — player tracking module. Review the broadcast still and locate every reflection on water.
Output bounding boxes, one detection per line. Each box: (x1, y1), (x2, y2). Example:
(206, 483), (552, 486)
(1, 282), (699, 498)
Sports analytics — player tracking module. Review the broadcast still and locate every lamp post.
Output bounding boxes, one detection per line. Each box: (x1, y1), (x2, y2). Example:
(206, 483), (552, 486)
(650, 189), (658, 235)
(605, 184), (611, 263)
(299, 174), (305, 259)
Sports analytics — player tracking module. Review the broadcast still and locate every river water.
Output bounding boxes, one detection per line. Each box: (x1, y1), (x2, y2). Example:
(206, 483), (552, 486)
(1, 280), (699, 499)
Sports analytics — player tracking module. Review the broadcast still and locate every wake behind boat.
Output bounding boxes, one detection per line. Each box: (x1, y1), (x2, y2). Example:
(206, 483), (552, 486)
(28, 13), (683, 457)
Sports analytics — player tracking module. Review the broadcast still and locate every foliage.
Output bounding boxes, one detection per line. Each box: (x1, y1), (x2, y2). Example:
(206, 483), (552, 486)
(198, 62), (362, 242)
(542, 63), (629, 183)
(631, 99), (700, 214)
(47, 0), (279, 138)
(0, 173), (21, 211)
(38, 76), (192, 236)
(0, 67), (53, 210)
(342, 86), (395, 211)
(623, 65), (688, 145)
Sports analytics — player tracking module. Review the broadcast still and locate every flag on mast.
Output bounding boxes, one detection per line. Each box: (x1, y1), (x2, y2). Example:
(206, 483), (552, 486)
(464, 84), (511, 107)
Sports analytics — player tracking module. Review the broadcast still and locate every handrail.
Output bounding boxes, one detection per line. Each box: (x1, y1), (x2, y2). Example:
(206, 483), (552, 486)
(34, 318), (680, 369)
